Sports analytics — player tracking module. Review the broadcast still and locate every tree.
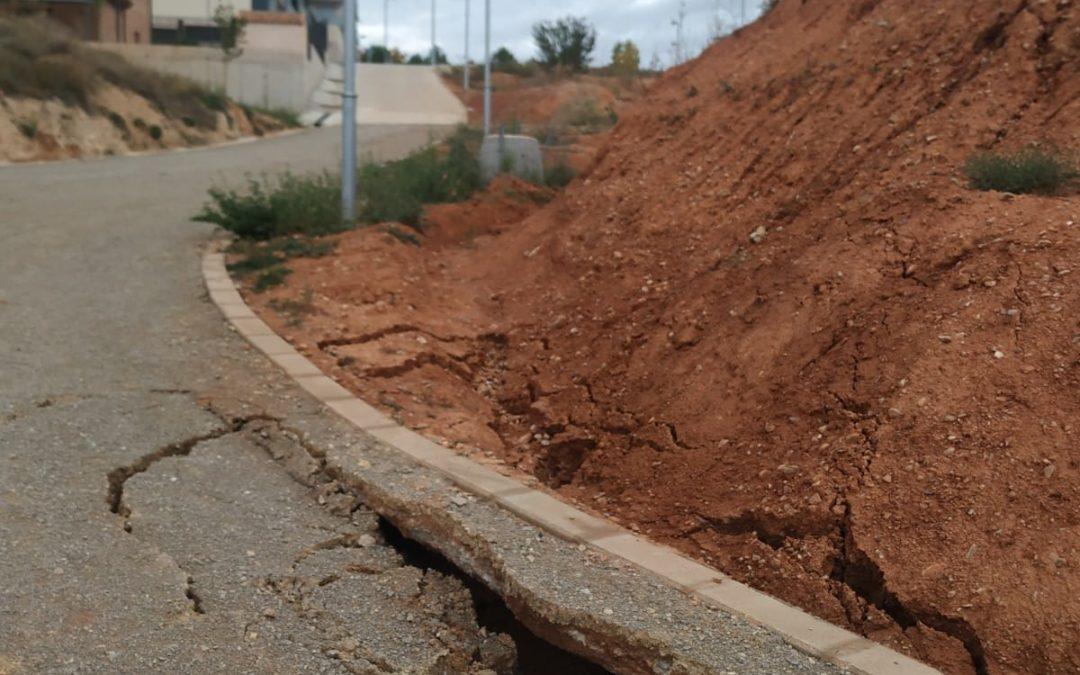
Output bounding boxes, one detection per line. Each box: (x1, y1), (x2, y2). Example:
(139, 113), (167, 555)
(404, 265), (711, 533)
(407, 54), (426, 65)
(364, 45), (392, 63)
(531, 16), (596, 72)
(212, 3), (246, 92)
(611, 40), (640, 78)
(491, 46), (519, 72)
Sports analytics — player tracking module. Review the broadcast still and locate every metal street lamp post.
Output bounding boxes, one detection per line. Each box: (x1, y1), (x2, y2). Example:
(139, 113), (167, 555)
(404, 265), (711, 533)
(341, 0), (357, 223)
(463, 0), (469, 89)
(482, 0), (490, 134)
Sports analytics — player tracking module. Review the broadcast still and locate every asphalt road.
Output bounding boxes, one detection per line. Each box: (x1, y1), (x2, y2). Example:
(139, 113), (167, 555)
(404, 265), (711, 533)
(0, 127), (518, 674)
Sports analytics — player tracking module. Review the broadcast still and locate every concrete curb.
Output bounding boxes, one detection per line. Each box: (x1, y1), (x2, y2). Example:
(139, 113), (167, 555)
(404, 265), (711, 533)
(203, 251), (940, 675)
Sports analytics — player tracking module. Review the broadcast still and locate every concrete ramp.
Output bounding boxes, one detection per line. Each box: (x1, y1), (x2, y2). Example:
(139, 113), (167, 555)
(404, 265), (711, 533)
(304, 63), (466, 128)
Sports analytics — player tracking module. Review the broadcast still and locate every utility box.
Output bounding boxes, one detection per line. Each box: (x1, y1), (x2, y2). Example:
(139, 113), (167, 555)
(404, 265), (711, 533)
(479, 134), (543, 183)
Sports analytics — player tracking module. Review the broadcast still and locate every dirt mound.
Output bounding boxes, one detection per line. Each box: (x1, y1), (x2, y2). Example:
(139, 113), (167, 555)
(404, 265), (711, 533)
(250, 1), (1079, 672)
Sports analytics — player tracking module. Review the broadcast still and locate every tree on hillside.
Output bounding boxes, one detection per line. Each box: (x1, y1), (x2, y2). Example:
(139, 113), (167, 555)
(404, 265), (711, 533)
(532, 16), (596, 72)
(611, 40), (640, 78)
(491, 47), (519, 71)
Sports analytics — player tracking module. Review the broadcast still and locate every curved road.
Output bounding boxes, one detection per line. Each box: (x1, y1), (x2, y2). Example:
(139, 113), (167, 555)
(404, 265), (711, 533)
(0, 127), (506, 673)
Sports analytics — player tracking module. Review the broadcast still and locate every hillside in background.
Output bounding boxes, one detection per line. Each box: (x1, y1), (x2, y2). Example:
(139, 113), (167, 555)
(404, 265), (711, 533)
(0, 17), (290, 162)
(249, 1), (1077, 672)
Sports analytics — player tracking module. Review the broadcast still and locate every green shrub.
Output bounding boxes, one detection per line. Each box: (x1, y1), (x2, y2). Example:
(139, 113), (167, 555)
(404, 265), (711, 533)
(556, 97), (616, 131)
(107, 111), (126, 130)
(241, 103), (301, 128)
(148, 124), (163, 140)
(15, 118), (36, 138)
(964, 147), (1076, 195)
(195, 171), (343, 240)
(358, 126), (482, 226)
(227, 237), (335, 276)
(545, 162), (577, 188)
(253, 266), (291, 292)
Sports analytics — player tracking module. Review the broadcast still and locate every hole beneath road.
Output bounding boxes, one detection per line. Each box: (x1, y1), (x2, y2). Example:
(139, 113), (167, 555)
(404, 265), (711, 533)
(378, 518), (610, 675)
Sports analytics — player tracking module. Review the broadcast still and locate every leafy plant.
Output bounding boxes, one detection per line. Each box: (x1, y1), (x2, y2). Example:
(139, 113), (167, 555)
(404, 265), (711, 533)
(358, 126), (482, 226)
(253, 266), (291, 292)
(195, 171), (343, 240)
(964, 147), (1076, 195)
(545, 161), (577, 189)
(611, 40), (640, 78)
(148, 124), (163, 140)
(15, 118), (36, 138)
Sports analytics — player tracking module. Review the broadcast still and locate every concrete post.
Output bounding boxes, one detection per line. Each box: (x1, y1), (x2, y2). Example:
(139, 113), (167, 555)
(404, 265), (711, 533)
(341, 0), (357, 223)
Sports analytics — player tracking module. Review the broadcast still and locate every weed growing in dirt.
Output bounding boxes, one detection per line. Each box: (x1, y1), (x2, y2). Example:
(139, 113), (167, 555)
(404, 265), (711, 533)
(964, 147), (1076, 195)
(195, 172), (343, 240)
(107, 111), (126, 130)
(148, 125), (163, 141)
(545, 162), (577, 188)
(226, 237), (336, 276)
(556, 98), (617, 131)
(253, 266), (291, 292)
(15, 118), (36, 138)
(269, 288), (315, 326)
(358, 126), (483, 226)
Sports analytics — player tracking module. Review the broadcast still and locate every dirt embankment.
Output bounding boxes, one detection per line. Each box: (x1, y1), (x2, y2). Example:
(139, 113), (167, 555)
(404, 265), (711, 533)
(248, 2), (1079, 673)
(0, 17), (288, 163)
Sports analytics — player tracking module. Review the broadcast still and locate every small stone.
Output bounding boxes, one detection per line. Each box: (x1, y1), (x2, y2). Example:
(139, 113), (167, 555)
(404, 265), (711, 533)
(764, 422), (776, 433)
(992, 349), (1005, 359)
(983, 278), (997, 288)
(262, 607), (277, 619)
(749, 226), (768, 244)
(777, 464), (800, 476)
(340, 637), (360, 652)
(451, 494), (469, 507)
(882, 474), (893, 483)
(603, 608), (614, 616)
(1044, 464), (1056, 478)
(357, 533), (376, 547)
(888, 407), (903, 418)
(938, 334), (952, 343)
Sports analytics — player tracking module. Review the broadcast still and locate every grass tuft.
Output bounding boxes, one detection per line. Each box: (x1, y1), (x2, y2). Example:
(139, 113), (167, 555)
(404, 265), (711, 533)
(964, 147), (1076, 195)
(253, 267), (291, 292)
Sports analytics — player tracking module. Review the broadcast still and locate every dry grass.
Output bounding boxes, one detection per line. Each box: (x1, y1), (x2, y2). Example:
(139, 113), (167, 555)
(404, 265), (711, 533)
(0, 15), (224, 128)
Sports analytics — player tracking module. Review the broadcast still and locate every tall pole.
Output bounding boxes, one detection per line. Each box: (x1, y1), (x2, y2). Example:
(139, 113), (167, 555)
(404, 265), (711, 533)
(430, 0), (436, 64)
(740, 0), (745, 25)
(463, 0), (469, 89)
(482, 0), (490, 134)
(383, 0), (388, 47)
(341, 0), (357, 223)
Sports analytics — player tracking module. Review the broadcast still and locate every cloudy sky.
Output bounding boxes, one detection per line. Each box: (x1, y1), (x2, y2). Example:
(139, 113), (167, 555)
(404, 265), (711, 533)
(356, 0), (770, 68)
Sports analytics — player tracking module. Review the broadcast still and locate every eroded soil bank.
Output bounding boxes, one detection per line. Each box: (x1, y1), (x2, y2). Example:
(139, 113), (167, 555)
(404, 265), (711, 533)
(242, 1), (1078, 673)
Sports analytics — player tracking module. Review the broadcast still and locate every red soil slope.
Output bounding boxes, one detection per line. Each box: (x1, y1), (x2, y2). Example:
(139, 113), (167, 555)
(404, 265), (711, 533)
(249, 1), (1079, 672)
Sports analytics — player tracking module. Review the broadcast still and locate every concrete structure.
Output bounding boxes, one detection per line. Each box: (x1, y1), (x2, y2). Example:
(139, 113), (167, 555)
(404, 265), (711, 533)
(479, 133), (543, 181)
(304, 62), (467, 127)
(98, 42), (326, 111)
(31, 0), (151, 43)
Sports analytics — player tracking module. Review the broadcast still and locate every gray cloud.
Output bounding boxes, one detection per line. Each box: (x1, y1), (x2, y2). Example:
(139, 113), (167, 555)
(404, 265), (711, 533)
(356, 0), (768, 67)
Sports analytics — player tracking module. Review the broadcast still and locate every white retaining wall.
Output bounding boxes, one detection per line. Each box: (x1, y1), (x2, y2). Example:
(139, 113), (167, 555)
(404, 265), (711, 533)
(96, 44), (325, 112)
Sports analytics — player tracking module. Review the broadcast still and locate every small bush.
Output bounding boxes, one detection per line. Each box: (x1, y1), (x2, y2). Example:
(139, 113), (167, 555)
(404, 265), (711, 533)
(16, 118), (36, 138)
(358, 126), (482, 226)
(148, 124), (163, 140)
(253, 267), (291, 292)
(107, 111), (126, 130)
(556, 98), (616, 131)
(964, 147), (1076, 195)
(545, 162), (577, 189)
(227, 237), (335, 276)
(201, 90), (228, 112)
(195, 171), (343, 240)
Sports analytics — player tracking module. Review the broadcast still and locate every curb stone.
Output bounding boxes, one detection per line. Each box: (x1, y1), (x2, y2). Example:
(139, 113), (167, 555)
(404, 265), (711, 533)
(204, 251), (940, 675)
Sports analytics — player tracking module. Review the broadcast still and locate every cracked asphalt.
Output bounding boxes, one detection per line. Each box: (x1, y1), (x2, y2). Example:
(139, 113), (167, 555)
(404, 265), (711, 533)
(0, 127), (518, 674)
(0, 129), (847, 675)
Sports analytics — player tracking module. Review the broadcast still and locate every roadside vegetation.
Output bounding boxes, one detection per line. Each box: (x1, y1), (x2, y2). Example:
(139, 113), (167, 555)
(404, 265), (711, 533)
(964, 146), (1076, 195)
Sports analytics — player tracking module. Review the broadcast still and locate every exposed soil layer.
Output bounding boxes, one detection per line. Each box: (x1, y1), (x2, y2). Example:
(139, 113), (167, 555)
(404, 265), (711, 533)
(246, 2), (1079, 673)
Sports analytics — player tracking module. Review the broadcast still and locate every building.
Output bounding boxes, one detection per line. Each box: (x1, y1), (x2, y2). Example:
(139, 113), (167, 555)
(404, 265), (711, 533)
(24, 0), (151, 43)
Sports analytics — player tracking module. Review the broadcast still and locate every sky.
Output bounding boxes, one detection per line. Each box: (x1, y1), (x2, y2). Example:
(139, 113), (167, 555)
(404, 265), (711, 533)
(355, 0), (770, 68)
